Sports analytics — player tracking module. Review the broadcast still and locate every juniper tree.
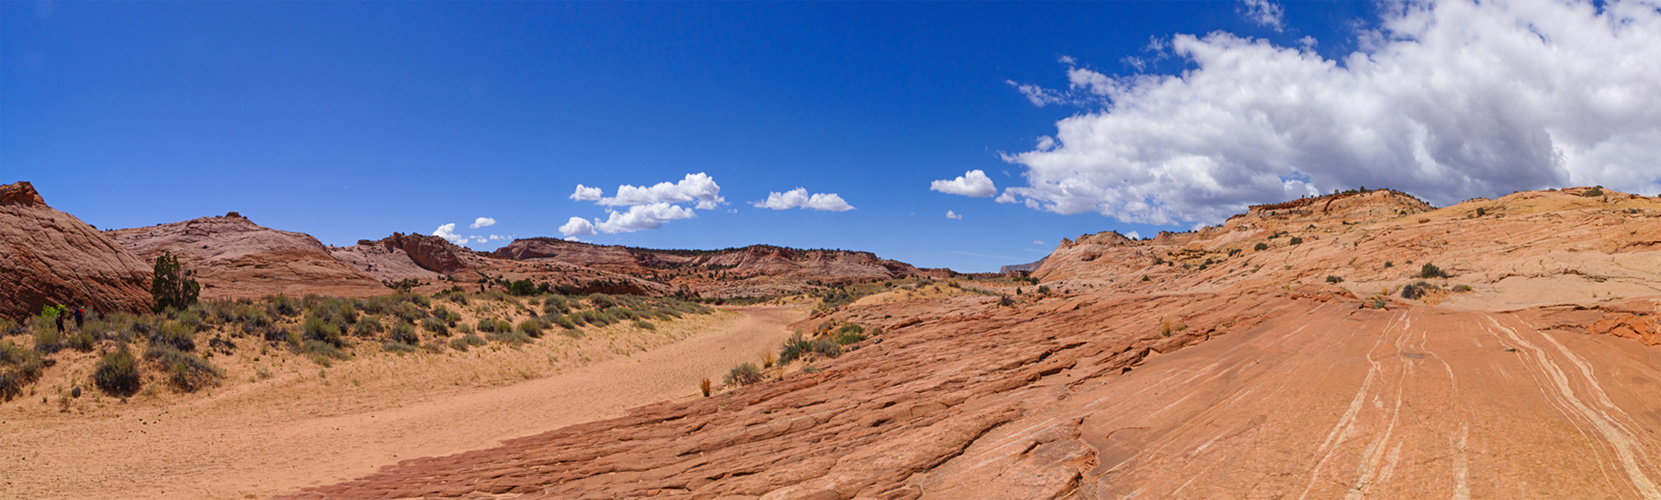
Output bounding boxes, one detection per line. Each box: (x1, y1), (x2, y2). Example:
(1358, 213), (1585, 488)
(150, 251), (201, 313)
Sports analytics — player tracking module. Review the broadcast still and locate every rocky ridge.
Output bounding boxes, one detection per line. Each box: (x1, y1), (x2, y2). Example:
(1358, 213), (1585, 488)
(0, 182), (152, 318)
(107, 213), (388, 300)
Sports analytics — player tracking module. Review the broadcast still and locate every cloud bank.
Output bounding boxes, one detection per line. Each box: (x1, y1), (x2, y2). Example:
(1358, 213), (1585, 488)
(930, 169), (998, 197)
(752, 188), (855, 211)
(1002, 0), (1661, 226)
(561, 173), (725, 236)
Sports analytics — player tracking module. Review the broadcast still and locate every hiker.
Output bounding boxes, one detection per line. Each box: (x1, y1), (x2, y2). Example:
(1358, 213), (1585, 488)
(74, 306), (84, 329)
(55, 309), (65, 333)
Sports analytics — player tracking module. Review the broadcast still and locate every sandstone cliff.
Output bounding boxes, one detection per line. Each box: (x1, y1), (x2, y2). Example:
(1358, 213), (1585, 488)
(108, 213), (387, 300)
(0, 182), (152, 318)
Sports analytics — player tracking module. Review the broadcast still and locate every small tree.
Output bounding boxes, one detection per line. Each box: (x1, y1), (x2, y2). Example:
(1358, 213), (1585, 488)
(150, 251), (200, 313)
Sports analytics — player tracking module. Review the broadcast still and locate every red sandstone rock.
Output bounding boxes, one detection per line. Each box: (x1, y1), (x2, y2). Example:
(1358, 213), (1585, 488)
(0, 182), (152, 319)
(108, 214), (387, 300)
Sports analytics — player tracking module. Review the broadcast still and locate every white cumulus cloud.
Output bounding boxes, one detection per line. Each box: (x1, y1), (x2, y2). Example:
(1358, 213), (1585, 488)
(432, 223), (464, 244)
(470, 217), (496, 229)
(930, 169), (998, 197)
(752, 188), (856, 211)
(559, 217), (595, 237)
(1001, 0), (1661, 226)
(599, 173), (725, 210)
(946, 210), (963, 220)
(1240, 0), (1285, 31)
(594, 203), (697, 233)
(570, 185), (602, 201)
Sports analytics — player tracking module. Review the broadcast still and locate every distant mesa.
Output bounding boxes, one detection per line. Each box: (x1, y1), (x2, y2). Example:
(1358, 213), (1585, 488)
(999, 257), (1046, 275)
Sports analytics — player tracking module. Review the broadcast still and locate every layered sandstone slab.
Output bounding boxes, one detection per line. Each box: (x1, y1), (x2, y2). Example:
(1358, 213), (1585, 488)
(0, 182), (153, 318)
(108, 213), (387, 300)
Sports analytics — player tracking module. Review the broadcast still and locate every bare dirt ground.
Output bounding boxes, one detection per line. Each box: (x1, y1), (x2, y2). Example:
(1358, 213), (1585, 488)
(0, 306), (803, 499)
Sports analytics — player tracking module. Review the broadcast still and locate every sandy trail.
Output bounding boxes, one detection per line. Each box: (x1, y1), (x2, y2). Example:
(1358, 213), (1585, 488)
(0, 306), (804, 499)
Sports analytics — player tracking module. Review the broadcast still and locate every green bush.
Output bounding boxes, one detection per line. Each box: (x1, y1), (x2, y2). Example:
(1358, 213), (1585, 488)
(151, 321), (196, 352)
(354, 316), (385, 336)
(1583, 186), (1604, 197)
(494, 319), (513, 334)
(549, 314), (576, 329)
(390, 322), (420, 345)
(301, 316), (344, 347)
(1419, 263), (1448, 279)
(146, 344), (222, 392)
(421, 317), (450, 337)
(517, 319), (543, 337)
(0, 340), (45, 401)
(95, 348), (142, 397)
(1289, 236), (1304, 245)
(724, 362), (763, 386)
(1401, 281), (1437, 300)
(1326, 275), (1344, 284)
(779, 333), (813, 364)
(542, 295), (569, 314)
(268, 294), (301, 317)
(476, 318), (497, 333)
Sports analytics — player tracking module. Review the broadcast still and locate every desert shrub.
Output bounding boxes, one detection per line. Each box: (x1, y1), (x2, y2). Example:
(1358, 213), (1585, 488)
(448, 334), (488, 351)
(488, 330), (533, 344)
(724, 362), (763, 386)
(0, 340), (45, 401)
(1419, 263), (1448, 279)
(95, 348), (141, 397)
(1475, 207), (1486, 217)
(1583, 186), (1604, 197)
(439, 290), (468, 305)
(700, 378), (712, 397)
(1289, 237), (1304, 245)
(475, 318), (496, 333)
(421, 317), (450, 337)
(301, 316), (344, 347)
(1452, 284), (1473, 293)
(393, 302), (425, 323)
(548, 314), (576, 329)
(493, 320), (513, 334)
(1326, 275), (1344, 284)
(1369, 296), (1388, 309)
(588, 294), (616, 310)
(1383, 261), (1394, 268)
(457, 323), (474, 334)
(64, 330), (98, 352)
(150, 251), (201, 313)
(33, 323), (65, 354)
(176, 309), (206, 332)
(390, 322), (420, 345)
(518, 319), (543, 337)
(146, 344), (222, 392)
(151, 321), (196, 352)
(1252, 242), (1268, 251)
(632, 320), (655, 331)
(835, 330), (866, 345)
(298, 340), (349, 364)
(779, 333), (814, 364)
(354, 316), (384, 336)
(542, 295), (569, 314)
(383, 341), (418, 353)
(268, 294), (301, 317)
(1401, 281), (1437, 300)
(392, 291), (431, 308)
(508, 279), (539, 296)
(559, 328), (585, 339)
(1037, 285), (1051, 295)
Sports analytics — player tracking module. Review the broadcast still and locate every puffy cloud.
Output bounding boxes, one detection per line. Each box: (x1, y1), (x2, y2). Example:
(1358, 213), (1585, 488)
(930, 169), (998, 197)
(432, 223), (459, 243)
(570, 185), (602, 201)
(1239, 0), (1285, 31)
(559, 217), (595, 237)
(1001, 0), (1661, 226)
(594, 203), (696, 233)
(599, 173), (725, 210)
(946, 210), (963, 220)
(1033, 240), (1045, 245)
(470, 217), (496, 229)
(752, 188), (855, 211)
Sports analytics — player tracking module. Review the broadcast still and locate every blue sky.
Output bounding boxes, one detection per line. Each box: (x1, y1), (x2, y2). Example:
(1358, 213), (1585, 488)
(5, 1), (1659, 272)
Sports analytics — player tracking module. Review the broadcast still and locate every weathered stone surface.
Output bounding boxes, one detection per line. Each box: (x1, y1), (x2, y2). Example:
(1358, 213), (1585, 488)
(0, 182), (152, 319)
(108, 214), (387, 300)
(288, 188), (1661, 499)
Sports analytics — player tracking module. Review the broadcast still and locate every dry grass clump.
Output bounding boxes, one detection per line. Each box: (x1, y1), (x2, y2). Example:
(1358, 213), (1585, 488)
(94, 348), (141, 397)
(725, 362), (763, 386)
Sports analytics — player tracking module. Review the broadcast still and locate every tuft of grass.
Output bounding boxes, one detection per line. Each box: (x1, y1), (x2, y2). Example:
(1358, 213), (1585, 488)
(1401, 281), (1437, 300)
(632, 319), (655, 331)
(724, 362), (763, 386)
(1452, 284), (1473, 293)
(763, 351), (776, 369)
(95, 348), (142, 397)
(700, 377), (712, 397)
